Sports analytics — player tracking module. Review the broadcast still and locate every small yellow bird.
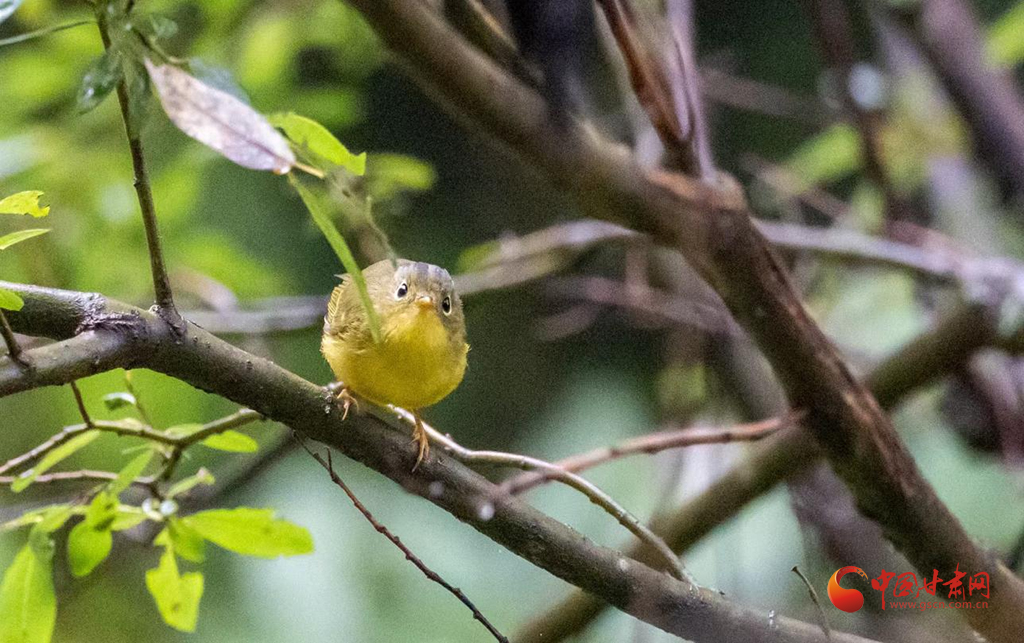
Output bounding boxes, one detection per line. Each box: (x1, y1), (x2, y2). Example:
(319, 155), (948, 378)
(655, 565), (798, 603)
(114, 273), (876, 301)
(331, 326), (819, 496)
(321, 259), (469, 468)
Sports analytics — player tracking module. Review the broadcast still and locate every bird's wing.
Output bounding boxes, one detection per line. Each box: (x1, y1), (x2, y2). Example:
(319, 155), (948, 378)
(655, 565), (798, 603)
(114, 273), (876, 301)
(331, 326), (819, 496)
(323, 275), (353, 337)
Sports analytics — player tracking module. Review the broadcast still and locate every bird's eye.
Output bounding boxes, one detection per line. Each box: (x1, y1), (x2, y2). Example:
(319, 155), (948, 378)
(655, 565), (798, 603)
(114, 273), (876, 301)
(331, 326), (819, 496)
(441, 296), (452, 315)
(396, 282), (408, 299)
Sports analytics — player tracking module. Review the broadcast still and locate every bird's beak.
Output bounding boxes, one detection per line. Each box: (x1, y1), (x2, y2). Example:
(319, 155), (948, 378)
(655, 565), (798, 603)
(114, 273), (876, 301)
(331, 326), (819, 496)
(415, 294), (434, 310)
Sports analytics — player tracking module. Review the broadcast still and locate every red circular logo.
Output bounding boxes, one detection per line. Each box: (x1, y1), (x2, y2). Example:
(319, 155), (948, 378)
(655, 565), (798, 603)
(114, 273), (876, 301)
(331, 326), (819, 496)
(828, 566), (868, 612)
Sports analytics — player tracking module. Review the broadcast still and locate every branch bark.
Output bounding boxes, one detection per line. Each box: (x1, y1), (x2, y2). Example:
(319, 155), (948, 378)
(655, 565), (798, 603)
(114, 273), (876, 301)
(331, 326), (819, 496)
(335, 2), (1024, 640)
(517, 301), (1012, 641)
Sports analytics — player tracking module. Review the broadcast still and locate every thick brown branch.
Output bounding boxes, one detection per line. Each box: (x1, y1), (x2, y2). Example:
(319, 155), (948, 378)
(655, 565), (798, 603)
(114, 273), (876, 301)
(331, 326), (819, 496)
(517, 302), (1008, 641)
(333, 2), (1024, 640)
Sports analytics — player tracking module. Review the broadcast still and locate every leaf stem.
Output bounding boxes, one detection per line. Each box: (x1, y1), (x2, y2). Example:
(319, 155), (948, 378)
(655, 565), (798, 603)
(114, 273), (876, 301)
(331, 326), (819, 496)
(95, 7), (180, 326)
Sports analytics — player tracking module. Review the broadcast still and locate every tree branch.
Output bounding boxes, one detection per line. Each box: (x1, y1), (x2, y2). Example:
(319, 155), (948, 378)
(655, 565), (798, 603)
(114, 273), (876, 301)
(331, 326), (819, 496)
(95, 6), (179, 322)
(517, 301), (1012, 640)
(412, 415), (691, 584)
(331, 3), (1024, 639)
(0, 310), (25, 365)
(503, 414), (789, 495)
(0, 281), (879, 643)
(889, 0), (1024, 198)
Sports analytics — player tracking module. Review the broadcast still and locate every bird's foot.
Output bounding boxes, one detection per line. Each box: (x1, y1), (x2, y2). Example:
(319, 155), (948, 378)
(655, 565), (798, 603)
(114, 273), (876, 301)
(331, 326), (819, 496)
(329, 385), (360, 421)
(411, 414), (430, 471)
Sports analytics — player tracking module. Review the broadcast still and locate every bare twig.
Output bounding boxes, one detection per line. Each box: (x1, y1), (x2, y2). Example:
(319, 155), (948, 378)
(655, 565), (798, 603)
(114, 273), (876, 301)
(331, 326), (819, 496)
(95, 6), (179, 323)
(396, 409), (692, 584)
(504, 414), (791, 495)
(294, 435), (509, 643)
(156, 409), (263, 483)
(0, 310), (25, 365)
(545, 275), (742, 337)
(0, 409), (263, 479)
(792, 565), (832, 640)
(702, 68), (837, 126)
(69, 381), (93, 427)
(0, 469), (151, 488)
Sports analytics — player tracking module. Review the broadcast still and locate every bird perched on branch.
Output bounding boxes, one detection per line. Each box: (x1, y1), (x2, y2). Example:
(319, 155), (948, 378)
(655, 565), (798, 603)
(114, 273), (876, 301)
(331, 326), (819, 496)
(321, 259), (469, 469)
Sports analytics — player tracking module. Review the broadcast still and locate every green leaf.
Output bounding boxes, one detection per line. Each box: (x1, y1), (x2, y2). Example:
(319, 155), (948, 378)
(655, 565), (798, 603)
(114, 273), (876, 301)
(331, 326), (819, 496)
(988, 2), (1024, 66)
(0, 192), (48, 218)
(101, 392), (137, 412)
(183, 508), (313, 559)
(288, 174), (381, 342)
(0, 0), (24, 26)
(110, 452), (152, 495)
(785, 123), (860, 187)
(166, 519), (206, 563)
(132, 13), (178, 40)
(0, 229), (48, 250)
(366, 153), (435, 201)
(84, 491), (118, 531)
(32, 507), (73, 536)
(12, 431), (100, 493)
(0, 505), (72, 534)
(145, 547), (203, 633)
(267, 112), (365, 175)
(0, 288), (23, 312)
(76, 50), (124, 113)
(0, 544), (55, 643)
(67, 520), (112, 577)
(201, 431), (257, 453)
(109, 510), (147, 532)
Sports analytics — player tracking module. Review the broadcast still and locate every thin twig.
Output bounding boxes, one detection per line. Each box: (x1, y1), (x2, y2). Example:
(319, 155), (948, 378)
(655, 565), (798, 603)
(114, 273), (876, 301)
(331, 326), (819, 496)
(293, 434), (509, 643)
(545, 275), (743, 337)
(0, 310), (25, 365)
(0, 409), (263, 478)
(504, 415), (792, 495)
(0, 469), (151, 488)
(0, 19), (96, 47)
(69, 381), (93, 427)
(158, 409), (263, 483)
(792, 565), (832, 640)
(96, 7), (179, 323)
(394, 409), (692, 584)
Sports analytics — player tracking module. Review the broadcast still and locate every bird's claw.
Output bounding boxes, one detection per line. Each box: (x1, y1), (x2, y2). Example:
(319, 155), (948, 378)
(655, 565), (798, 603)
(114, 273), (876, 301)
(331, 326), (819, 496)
(332, 386), (360, 421)
(411, 415), (430, 471)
